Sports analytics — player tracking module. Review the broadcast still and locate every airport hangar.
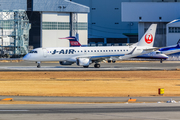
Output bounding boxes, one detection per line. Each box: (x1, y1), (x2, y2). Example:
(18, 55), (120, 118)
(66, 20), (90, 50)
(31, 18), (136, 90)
(1, 0), (180, 53)
(0, 0), (89, 53)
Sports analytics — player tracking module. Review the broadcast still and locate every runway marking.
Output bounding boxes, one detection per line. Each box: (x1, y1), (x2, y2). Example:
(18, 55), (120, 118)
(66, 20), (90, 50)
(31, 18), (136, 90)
(0, 110), (29, 112)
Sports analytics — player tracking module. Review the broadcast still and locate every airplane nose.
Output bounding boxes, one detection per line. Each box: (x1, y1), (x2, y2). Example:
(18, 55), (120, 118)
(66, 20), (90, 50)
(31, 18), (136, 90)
(23, 54), (31, 61)
(163, 54), (168, 59)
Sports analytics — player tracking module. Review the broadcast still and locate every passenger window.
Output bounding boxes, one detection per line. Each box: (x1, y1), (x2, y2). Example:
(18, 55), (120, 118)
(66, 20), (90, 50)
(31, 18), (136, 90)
(91, 50), (93, 52)
(97, 50), (99, 52)
(111, 50), (113, 52)
(117, 50), (119, 52)
(100, 50), (102, 52)
(115, 50), (116, 52)
(109, 50), (111, 52)
(103, 50), (105, 52)
(94, 50), (96, 52)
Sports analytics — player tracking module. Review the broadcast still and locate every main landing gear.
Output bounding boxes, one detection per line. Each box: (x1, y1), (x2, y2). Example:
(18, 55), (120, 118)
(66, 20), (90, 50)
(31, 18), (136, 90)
(160, 59), (163, 63)
(37, 61), (41, 68)
(112, 60), (116, 63)
(83, 66), (89, 68)
(94, 63), (100, 68)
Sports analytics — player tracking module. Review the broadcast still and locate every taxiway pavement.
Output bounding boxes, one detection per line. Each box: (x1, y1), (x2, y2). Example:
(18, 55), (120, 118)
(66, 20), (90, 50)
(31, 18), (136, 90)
(0, 61), (180, 71)
(0, 103), (180, 120)
(0, 96), (180, 103)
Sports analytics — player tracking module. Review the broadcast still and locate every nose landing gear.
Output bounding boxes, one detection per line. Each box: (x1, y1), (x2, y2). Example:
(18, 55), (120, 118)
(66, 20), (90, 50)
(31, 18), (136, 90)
(37, 61), (41, 68)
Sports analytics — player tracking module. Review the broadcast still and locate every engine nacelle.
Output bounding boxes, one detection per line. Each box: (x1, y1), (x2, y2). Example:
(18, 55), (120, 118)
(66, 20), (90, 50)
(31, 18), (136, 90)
(76, 58), (90, 66)
(59, 61), (74, 65)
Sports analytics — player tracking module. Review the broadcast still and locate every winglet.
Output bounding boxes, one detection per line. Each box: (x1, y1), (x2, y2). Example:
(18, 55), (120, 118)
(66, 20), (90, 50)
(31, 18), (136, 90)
(176, 39), (180, 48)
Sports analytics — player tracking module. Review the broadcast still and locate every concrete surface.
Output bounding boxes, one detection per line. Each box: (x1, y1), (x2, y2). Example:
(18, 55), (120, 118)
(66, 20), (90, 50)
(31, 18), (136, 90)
(0, 96), (180, 103)
(0, 61), (180, 71)
(0, 103), (180, 120)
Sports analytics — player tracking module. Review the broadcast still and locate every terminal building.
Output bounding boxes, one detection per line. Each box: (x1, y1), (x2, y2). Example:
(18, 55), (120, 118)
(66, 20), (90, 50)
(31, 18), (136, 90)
(0, 0), (180, 57)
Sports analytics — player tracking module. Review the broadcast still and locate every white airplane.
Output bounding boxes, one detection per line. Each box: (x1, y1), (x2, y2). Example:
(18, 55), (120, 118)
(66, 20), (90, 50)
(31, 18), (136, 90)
(23, 24), (160, 68)
(64, 36), (168, 63)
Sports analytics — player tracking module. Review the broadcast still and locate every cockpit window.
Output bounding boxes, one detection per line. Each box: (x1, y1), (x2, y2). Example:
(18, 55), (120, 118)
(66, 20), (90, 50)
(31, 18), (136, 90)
(30, 50), (38, 53)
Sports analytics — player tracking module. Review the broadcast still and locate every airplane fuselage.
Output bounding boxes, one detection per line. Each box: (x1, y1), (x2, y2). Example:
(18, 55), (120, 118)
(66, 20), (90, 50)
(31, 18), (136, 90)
(24, 46), (135, 62)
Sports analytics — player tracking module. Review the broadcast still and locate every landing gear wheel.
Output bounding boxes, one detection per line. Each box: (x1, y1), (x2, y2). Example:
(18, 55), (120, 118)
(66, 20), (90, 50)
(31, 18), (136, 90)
(83, 66), (89, 68)
(160, 59), (163, 63)
(37, 63), (41, 68)
(108, 60), (111, 63)
(112, 60), (116, 63)
(94, 64), (100, 68)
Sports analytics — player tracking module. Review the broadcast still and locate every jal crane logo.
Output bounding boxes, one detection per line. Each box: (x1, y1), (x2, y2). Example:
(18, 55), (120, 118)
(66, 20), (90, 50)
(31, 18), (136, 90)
(145, 33), (153, 44)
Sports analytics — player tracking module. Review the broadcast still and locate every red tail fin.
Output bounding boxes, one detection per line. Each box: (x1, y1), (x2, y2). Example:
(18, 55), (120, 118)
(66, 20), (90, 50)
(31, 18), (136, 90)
(59, 37), (81, 47)
(69, 41), (81, 46)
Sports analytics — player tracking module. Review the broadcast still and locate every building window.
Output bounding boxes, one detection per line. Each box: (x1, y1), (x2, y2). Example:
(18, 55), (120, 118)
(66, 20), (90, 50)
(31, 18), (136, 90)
(58, 22), (70, 30)
(75, 22), (88, 30)
(169, 27), (180, 33)
(92, 8), (96, 10)
(0, 21), (14, 29)
(115, 8), (119, 10)
(42, 22), (58, 30)
(115, 22), (119, 24)
(92, 23), (96, 24)
(42, 22), (87, 30)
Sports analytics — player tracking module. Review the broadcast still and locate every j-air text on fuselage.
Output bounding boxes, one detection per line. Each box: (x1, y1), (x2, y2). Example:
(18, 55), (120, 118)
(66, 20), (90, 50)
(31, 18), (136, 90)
(51, 49), (75, 55)
(24, 24), (165, 68)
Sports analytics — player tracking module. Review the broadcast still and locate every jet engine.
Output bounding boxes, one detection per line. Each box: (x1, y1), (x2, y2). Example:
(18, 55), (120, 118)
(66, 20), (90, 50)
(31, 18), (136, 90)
(76, 58), (90, 66)
(59, 61), (74, 65)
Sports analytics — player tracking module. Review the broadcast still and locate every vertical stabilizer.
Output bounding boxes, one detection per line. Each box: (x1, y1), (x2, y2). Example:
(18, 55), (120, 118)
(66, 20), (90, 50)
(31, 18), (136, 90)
(59, 37), (81, 47)
(137, 24), (157, 47)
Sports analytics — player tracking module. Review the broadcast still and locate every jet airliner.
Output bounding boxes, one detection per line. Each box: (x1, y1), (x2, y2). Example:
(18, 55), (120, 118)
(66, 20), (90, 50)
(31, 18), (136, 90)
(23, 24), (159, 68)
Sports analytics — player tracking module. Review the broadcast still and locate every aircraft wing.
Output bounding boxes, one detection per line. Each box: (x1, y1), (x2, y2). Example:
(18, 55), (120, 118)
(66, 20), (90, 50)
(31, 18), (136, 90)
(89, 47), (161, 61)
